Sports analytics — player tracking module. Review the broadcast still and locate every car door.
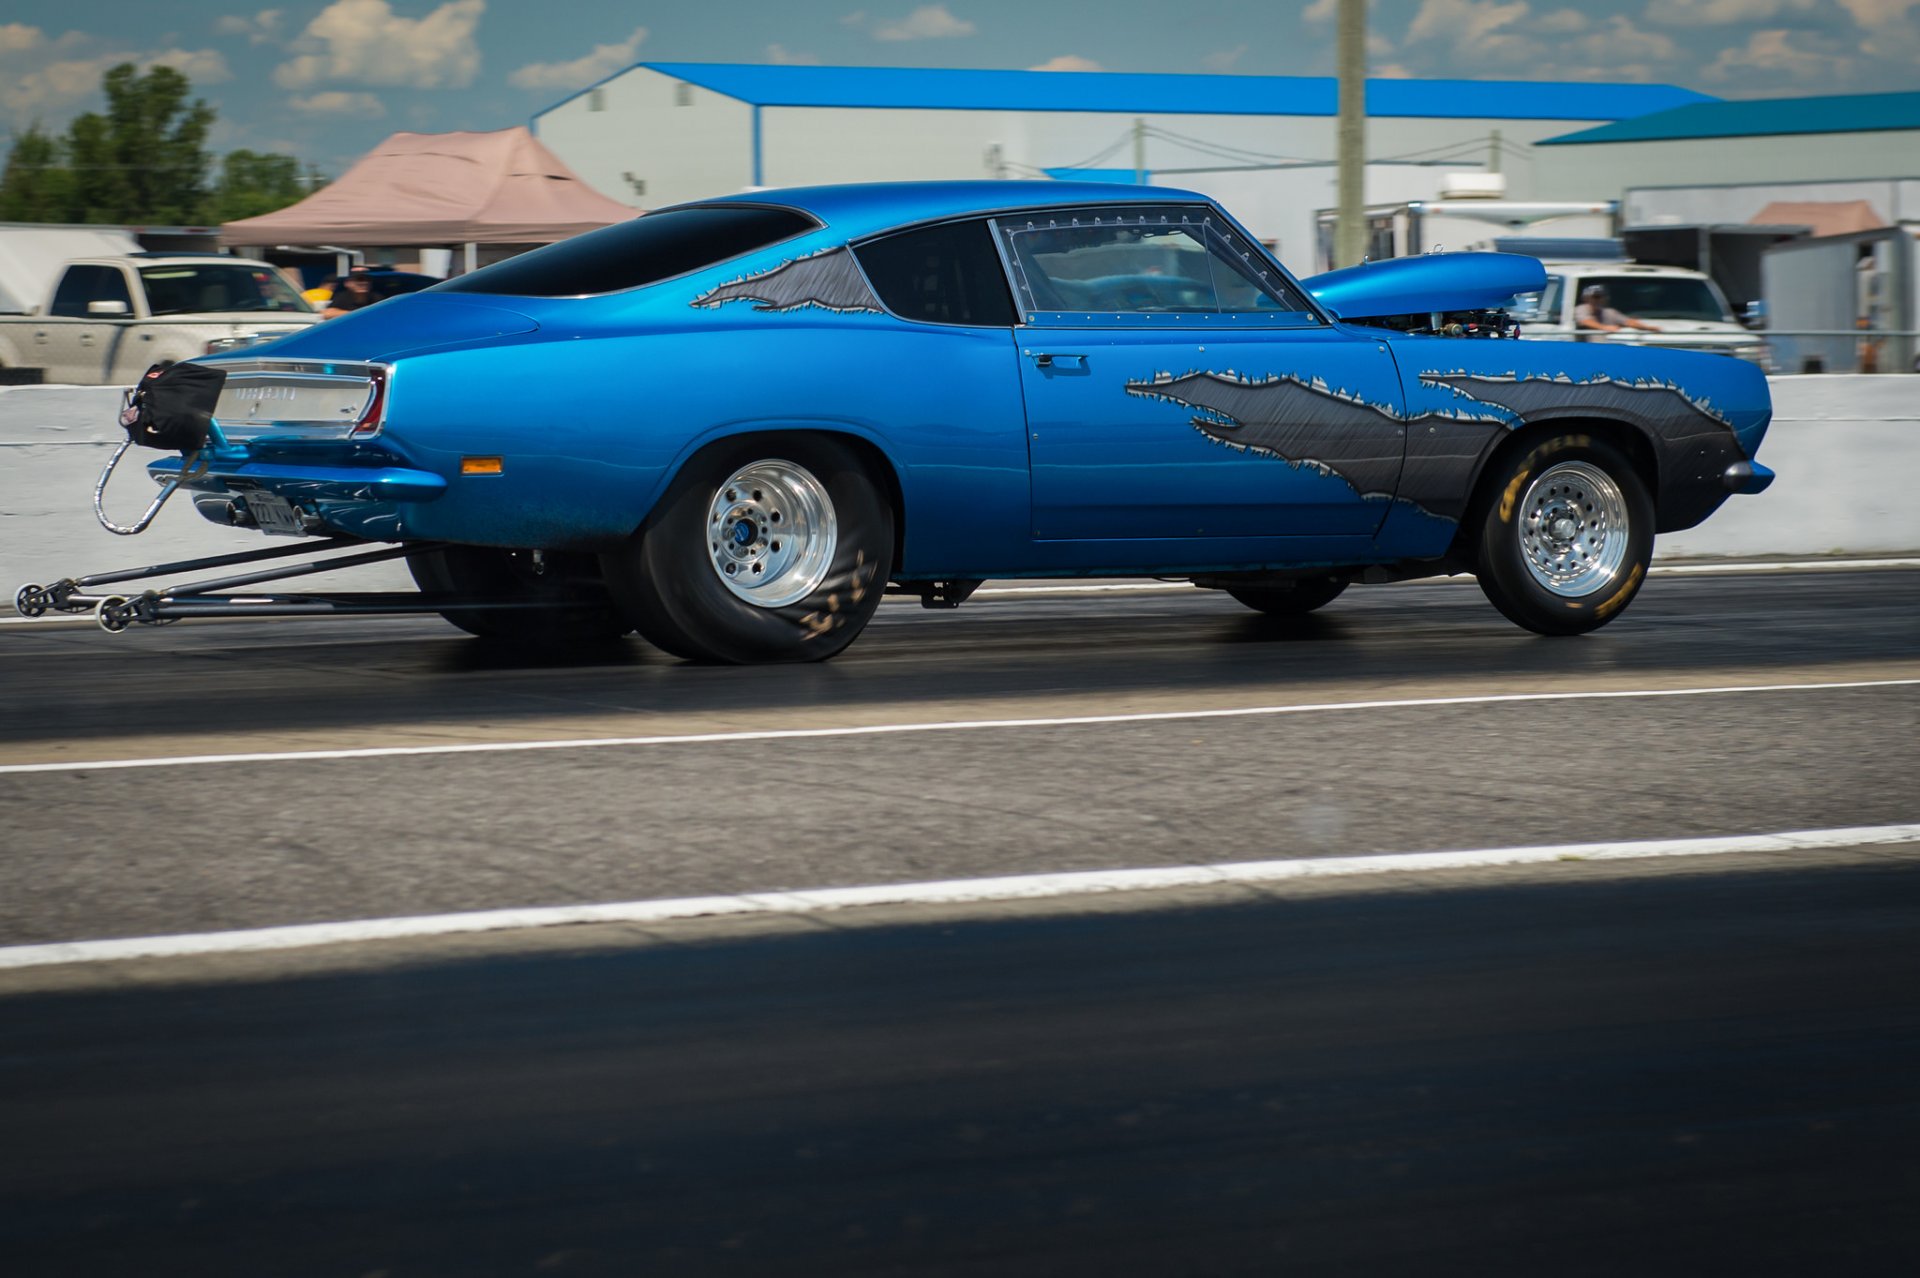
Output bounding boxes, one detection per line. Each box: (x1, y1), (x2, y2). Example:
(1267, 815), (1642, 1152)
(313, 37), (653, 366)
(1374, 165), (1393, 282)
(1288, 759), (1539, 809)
(38, 265), (133, 383)
(999, 205), (1407, 544)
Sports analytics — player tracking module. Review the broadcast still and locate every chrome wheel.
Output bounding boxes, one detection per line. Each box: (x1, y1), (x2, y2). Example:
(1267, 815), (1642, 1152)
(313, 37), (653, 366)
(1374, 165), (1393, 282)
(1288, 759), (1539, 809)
(1517, 460), (1631, 598)
(706, 459), (837, 607)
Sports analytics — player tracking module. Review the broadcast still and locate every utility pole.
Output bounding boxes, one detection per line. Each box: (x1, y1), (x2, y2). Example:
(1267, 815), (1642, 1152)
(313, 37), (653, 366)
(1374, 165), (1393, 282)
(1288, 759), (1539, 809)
(1133, 117), (1146, 185)
(1489, 127), (1502, 175)
(1334, 0), (1367, 268)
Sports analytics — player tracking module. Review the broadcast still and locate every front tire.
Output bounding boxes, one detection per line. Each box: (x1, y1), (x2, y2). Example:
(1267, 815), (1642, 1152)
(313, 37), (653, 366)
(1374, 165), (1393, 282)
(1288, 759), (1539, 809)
(1473, 434), (1653, 636)
(406, 546), (629, 645)
(601, 435), (893, 663)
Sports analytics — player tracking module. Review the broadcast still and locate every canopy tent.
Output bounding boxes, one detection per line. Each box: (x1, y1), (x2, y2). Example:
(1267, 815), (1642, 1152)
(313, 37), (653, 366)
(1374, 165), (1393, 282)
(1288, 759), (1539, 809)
(219, 127), (638, 248)
(1749, 200), (1885, 239)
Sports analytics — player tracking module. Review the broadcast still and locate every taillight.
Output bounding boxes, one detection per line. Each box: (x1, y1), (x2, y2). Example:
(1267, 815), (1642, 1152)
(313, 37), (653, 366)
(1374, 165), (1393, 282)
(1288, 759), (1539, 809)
(351, 368), (387, 436)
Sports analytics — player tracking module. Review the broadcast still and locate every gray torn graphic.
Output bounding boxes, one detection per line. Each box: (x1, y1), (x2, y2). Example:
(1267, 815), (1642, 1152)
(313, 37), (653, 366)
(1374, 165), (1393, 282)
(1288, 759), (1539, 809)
(1126, 371), (1408, 499)
(1127, 370), (1511, 520)
(690, 246), (883, 315)
(1418, 371), (1732, 431)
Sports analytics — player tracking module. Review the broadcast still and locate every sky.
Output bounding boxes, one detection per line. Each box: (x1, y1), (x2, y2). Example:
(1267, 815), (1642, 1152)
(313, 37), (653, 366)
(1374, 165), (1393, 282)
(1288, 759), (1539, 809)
(2, 0), (1916, 175)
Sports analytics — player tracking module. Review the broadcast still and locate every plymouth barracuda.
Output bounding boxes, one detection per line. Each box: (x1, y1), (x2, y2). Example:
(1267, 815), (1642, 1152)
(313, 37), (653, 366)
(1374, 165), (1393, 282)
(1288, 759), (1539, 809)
(82, 181), (1775, 661)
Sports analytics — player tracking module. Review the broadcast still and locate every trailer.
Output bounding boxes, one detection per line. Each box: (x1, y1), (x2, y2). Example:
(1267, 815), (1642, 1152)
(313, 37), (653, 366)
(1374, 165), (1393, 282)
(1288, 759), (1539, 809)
(1313, 200), (1618, 274)
(1621, 223), (1808, 319)
(1762, 224), (1920, 374)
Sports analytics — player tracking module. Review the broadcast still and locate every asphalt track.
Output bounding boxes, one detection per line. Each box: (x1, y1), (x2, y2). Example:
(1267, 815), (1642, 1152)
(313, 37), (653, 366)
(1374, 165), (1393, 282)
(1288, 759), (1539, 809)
(1, 566), (1917, 1273)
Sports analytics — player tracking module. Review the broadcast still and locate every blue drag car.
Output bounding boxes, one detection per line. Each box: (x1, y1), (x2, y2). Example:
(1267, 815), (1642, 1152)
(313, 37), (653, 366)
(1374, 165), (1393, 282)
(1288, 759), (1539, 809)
(161, 181), (1772, 662)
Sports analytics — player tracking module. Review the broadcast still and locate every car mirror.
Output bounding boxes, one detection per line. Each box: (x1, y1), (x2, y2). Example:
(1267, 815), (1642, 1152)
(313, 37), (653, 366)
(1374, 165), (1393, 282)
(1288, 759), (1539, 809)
(87, 300), (130, 317)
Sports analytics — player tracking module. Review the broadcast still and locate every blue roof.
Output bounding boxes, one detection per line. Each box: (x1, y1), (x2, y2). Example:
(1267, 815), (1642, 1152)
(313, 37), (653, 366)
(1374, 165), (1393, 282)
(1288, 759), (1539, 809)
(542, 62), (1712, 123)
(1540, 91), (1920, 144)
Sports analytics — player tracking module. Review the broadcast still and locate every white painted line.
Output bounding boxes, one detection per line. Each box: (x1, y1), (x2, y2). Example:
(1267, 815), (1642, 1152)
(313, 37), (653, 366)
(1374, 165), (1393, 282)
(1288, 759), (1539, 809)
(969, 559), (1920, 596)
(1, 678), (1914, 777)
(4, 823), (1916, 971)
(1650, 557), (1920, 575)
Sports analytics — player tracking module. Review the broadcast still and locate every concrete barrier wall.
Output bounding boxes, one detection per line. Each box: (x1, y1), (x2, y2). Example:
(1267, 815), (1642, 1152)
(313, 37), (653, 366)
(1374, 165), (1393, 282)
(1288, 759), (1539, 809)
(3, 376), (1916, 603)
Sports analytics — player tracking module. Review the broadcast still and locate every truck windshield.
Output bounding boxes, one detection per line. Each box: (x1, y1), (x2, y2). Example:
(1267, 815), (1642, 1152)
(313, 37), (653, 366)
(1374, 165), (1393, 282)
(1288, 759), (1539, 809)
(139, 265), (312, 316)
(1584, 275), (1729, 323)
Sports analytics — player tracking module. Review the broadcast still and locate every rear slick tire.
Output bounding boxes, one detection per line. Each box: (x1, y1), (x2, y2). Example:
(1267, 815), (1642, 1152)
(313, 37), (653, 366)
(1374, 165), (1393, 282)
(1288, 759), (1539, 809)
(601, 435), (893, 664)
(1472, 433), (1654, 636)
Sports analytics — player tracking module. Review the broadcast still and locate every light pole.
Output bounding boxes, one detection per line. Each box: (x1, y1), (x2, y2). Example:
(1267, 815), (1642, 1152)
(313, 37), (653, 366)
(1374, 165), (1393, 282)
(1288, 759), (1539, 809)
(1335, 0), (1367, 268)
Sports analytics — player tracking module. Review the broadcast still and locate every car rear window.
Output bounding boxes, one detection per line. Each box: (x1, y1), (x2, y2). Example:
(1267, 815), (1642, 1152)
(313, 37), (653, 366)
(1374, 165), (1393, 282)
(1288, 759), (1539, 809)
(437, 205), (815, 298)
(854, 219), (1017, 327)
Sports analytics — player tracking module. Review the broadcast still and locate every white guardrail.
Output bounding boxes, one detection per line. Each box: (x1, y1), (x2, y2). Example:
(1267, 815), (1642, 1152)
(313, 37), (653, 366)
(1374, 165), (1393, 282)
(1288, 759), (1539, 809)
(2, 377), (1916, 604)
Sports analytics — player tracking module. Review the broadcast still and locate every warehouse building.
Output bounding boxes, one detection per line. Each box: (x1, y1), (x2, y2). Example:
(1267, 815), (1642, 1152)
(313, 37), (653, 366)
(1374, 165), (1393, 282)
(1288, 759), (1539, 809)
(531, 62), (1709, 265)
(1533, 91), (1920, 208)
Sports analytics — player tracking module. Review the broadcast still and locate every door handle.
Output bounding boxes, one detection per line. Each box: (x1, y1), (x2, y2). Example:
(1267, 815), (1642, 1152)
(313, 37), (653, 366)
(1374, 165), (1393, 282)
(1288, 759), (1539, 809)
(1024, 350), (1087, 369)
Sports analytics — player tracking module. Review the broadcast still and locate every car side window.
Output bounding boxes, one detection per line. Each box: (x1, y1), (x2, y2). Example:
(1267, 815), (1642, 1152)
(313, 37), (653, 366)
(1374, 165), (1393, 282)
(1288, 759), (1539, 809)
(49, 266), (133, 318)
(853, 219), (1016, 327)
(1537, 275), (1564, 324)
(994, 206), (1315, 325)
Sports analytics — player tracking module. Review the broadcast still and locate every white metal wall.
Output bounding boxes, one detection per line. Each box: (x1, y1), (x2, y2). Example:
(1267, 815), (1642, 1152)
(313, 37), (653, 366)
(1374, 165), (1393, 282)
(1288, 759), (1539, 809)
(535, 68), (754, 208)
(1623, 178), (1920, 227)
(1532, 132), (1920, 203)
(534, 71), (1611, 240)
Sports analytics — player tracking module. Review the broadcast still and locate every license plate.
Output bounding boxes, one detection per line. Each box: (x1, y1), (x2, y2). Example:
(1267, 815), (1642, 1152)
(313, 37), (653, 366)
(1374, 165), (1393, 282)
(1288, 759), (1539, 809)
(244, 490), (306, 536)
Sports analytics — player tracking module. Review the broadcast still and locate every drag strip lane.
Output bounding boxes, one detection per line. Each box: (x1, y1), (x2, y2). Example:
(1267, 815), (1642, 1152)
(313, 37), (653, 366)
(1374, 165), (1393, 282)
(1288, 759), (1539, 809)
(3, 676), (1914, 775)
(1, 680), (1914, 950)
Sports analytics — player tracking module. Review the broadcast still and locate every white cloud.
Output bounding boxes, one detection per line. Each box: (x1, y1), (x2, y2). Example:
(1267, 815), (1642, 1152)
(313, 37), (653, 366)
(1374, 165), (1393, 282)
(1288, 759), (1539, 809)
(1029, 54), (1102, 72)
(1203, 43), (1249, 72)
(1835, 0), (1920, 22)
(764, 43), (821, 65)
(1406, 0), (1531, 48)
(867, 5), (975, 42)
(1569, 14), (1678, 63)
(214, 10), (284, 45)
(287, 89), (385, 115)
(1645, 0), (1821, 26)
(1394, 1), (1676, 77)
(0, 44), (231, 125)
(273, 0), (484, 90)
(1702, 27), (1855, 83)
(1303, 0), (1337, 21)
(507, 26), (645, 91)
(1532, 8), (1588, 33)
(0, 22), (44, 54)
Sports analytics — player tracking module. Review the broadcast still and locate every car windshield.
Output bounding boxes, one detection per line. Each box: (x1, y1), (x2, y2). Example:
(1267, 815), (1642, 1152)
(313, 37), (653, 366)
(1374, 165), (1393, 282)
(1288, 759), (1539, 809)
(140, 265), (313, 316)
(1583, 275), (1729, 322)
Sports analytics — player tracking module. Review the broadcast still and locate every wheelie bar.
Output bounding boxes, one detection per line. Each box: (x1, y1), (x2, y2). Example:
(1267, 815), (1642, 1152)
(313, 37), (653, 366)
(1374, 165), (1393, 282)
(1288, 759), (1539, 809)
(12, 538), (565, 632)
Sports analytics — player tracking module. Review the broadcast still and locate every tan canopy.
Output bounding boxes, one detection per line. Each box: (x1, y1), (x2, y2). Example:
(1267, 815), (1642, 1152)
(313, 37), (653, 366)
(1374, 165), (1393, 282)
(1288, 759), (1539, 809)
(220, 127), (639, 248)
(1749, 200), (1885, 239)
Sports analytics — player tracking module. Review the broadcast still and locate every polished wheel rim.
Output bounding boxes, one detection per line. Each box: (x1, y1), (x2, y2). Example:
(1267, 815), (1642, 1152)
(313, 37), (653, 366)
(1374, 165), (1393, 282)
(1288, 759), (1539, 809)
(1517, 460), (1630, 598)
(706, 459), (836, 607)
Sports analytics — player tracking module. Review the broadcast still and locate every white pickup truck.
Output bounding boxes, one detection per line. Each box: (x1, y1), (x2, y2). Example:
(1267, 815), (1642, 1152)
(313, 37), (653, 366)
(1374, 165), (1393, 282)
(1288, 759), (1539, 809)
(0, 255), (320, 385)
(1518, 261), (1771, 367)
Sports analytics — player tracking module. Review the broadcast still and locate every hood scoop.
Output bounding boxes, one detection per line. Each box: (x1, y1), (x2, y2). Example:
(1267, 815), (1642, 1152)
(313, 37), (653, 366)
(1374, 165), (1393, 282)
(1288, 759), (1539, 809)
(1304, 252), (1547, 321)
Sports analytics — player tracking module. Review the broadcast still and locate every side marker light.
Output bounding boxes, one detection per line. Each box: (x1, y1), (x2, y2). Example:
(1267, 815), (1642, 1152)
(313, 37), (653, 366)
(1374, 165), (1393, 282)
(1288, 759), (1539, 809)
(461, 456), (504, 475)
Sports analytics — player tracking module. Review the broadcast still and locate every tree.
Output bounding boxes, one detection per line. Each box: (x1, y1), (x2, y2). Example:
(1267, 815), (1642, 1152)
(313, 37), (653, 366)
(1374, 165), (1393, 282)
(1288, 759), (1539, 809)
(0, 62), (315, 226)
(0, 125), (76, 222)
(210, 150), (314, 222)
(97, 63), (215, 222)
